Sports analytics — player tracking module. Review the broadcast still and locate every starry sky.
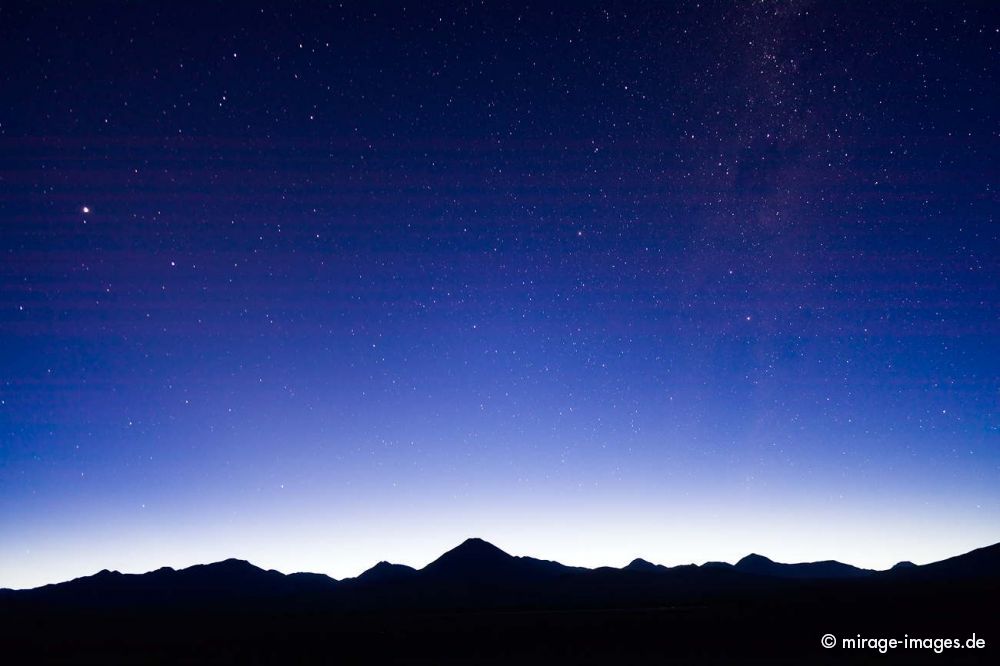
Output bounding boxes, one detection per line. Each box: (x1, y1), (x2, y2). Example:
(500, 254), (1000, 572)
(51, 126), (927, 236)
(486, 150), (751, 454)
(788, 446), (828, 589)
(1, 2), (997, 588)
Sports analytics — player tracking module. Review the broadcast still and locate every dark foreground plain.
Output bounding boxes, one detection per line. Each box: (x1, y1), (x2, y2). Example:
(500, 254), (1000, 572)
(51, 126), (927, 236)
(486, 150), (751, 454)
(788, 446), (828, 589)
(2, 538), (996, 664)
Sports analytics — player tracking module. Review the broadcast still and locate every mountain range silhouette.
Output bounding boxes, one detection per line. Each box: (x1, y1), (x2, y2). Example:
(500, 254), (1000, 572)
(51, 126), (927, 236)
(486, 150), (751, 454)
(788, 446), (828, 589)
(3, 537), (998, 602)
(2, 537), (996, 663)
(8, 537), (997, 594)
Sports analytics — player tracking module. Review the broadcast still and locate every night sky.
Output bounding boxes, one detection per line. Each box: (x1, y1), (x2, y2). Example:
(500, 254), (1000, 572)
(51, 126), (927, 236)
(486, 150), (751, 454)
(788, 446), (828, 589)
(1, 2), (997, 589)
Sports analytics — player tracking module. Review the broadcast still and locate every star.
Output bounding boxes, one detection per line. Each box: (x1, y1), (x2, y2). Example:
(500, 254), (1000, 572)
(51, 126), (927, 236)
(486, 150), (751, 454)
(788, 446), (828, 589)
(81, 206), (90, 214)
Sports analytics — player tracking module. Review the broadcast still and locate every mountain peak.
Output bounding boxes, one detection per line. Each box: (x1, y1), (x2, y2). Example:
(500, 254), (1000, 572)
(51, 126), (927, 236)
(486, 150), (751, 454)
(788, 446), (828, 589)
(735, 553), (871, 579)
(624, 558), (661, 572)
(736, 553), (773, 567)
(421, 538), (522, 579)
(442, 538), (511, 560)
(457, 537), (506, 552)
(83, 569), (123, 585)
(199, 558), (260, 572)
(356, 561), (417, 584)
(173, 558), (275, 584)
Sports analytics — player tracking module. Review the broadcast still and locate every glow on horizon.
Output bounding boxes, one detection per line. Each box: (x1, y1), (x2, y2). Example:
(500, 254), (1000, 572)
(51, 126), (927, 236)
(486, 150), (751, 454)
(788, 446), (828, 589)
(2, 492), (997, 589)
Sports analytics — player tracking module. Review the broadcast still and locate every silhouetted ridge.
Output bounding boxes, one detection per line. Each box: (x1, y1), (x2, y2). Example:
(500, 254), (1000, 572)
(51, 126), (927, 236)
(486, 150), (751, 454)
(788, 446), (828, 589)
(193, 558), (261, 573)
(355, 561), (418, 584)
(421, 538), (574, 582)
(432, 538), (511, 562)
(624, 558), (662, 572)
(4, 539), (998, 606)
(286, 571), (339, 588)
(888, 542), (1000, 580)
(172, 558), (283, 587)
(4, 539), (998, 664)
(735, 554), (772, 568)
(422, 538), (515, 577)
(14, 557), (305, 609)
(735, 553), (871, 579)
(701, 561), (734, 570)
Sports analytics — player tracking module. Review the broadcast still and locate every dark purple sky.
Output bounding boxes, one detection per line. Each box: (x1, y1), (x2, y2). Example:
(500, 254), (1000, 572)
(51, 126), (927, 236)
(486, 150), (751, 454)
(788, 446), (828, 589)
(1, 1), (997, 587)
